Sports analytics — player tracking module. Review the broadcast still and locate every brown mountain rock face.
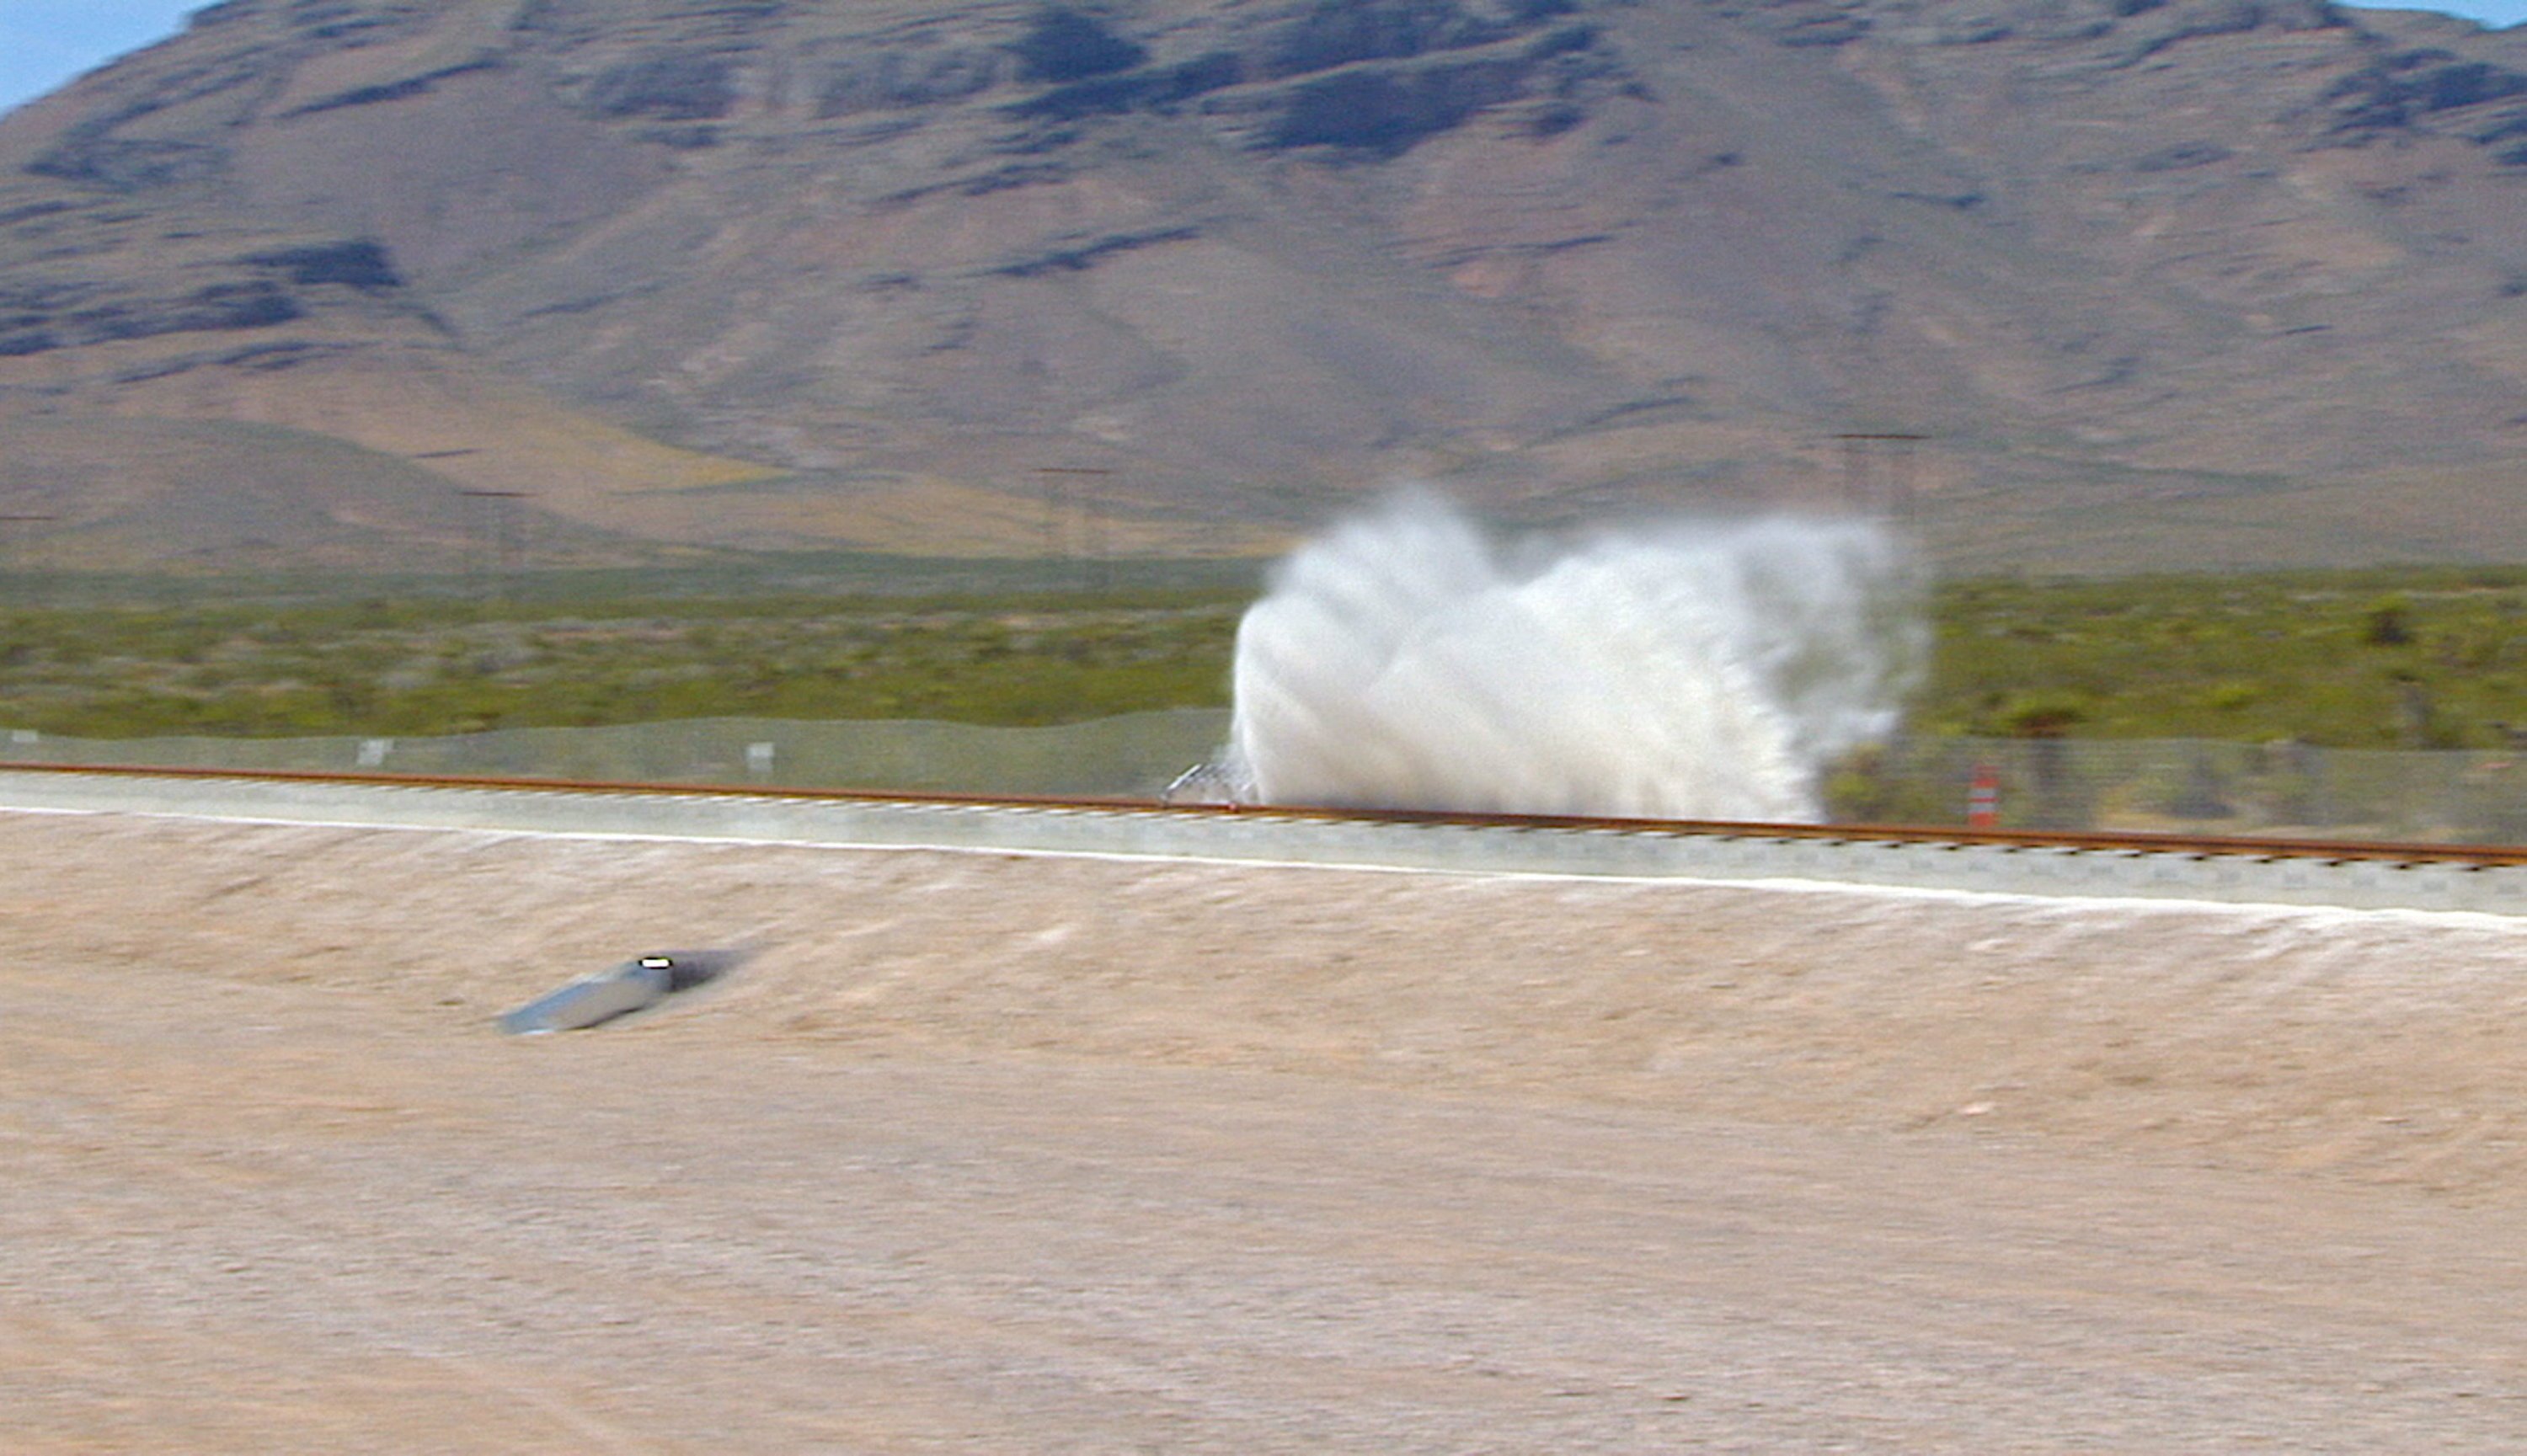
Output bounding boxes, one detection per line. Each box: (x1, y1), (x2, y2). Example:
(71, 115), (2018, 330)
(0, 0), (2523, 570)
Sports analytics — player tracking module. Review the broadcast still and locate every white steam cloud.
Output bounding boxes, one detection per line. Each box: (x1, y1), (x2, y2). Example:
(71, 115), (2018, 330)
(1226, 493), (1924, 823)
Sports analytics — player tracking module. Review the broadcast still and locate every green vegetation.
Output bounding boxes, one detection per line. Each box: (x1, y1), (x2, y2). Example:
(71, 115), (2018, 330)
(0, 589), (1247, 739)
(0, 563), (2520, 748)
(1921, 564), (2527, 749)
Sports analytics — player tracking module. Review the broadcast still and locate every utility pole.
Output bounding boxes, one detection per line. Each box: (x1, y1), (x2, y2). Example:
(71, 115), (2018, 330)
(1036, 467), (1115, 592)
(457, 489), (531, 605)
(1831, 433), (1925, 523)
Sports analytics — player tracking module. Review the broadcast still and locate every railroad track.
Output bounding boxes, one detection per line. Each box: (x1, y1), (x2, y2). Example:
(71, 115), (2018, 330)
(0, 761), (2519, 915)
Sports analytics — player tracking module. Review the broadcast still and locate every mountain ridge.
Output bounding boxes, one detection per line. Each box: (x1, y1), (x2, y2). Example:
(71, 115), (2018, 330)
(0, 0), (2523, 571)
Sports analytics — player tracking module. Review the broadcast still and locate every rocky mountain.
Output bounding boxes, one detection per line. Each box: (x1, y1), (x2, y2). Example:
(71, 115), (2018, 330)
(1, 0), (2524, 572)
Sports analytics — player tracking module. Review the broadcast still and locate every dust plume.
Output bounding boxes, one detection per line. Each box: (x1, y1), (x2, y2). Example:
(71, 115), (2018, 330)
(1225, 493), (1922, 823)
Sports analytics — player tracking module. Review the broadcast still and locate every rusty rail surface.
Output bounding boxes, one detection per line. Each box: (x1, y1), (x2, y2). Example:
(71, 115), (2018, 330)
(3, 760), (2521, 869)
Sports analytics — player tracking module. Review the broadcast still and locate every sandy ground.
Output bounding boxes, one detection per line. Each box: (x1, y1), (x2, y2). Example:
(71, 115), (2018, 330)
(5, 808), (2527, 1452)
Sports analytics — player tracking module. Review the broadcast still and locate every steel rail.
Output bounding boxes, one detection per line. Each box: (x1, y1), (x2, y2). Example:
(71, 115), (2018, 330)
(2, 759), (2521, 867)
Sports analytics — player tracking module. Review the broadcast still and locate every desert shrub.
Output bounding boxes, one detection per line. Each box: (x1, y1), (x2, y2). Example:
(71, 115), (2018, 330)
(1, 564), (2520, 751)
(2363, 595), (2415, 646)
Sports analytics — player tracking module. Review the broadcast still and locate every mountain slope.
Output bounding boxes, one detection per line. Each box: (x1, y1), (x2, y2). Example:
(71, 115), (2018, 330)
(1, 0), (2524, 570)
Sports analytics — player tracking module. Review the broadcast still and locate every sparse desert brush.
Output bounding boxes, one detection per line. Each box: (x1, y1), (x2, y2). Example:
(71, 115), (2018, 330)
(0, 566), (2517, 748)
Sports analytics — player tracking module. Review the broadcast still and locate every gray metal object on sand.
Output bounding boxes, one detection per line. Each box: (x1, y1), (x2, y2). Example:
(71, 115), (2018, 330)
(496, 949), (745, 1035)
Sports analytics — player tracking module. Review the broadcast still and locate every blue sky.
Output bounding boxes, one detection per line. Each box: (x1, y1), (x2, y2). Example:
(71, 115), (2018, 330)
(0, 0), (2524, 116)
(0, 1), (206, 115)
